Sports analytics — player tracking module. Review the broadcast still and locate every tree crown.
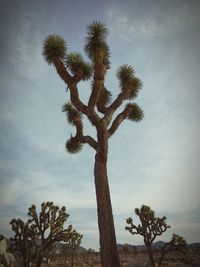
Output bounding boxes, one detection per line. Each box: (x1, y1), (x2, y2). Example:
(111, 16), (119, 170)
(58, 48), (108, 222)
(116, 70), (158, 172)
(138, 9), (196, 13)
(42, 21), (144, 155)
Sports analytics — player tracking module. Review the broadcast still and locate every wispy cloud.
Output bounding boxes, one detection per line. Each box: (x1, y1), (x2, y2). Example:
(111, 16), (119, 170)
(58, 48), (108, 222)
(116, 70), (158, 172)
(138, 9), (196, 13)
(106, 1), (200, 41)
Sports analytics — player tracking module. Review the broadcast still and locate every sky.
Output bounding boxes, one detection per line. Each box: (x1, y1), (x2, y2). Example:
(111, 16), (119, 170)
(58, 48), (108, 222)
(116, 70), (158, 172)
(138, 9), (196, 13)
(0, 0), (200, 250)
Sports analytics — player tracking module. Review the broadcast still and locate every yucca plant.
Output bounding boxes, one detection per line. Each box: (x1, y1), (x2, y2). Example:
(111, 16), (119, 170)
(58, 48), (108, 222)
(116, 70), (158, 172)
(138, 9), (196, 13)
(43, 21), (144, 267)
(126, 205), (186, 267)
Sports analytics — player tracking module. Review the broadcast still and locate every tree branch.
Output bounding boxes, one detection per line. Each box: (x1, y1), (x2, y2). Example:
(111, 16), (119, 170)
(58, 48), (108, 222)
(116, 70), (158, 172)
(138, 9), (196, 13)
(53, 57), (99, 126)
(71, 117), (97, 151)
(108, 106), (130, 137)
(87, 58), (106, 118)
(81, 135), (97, 150)
(103, 91), (127, 125)
(53, 58), (88, 114)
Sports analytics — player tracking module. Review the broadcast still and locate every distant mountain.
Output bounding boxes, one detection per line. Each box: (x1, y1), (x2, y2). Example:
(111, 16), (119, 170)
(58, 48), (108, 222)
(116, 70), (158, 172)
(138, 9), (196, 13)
(117, 241), (166, 253)
(55, 242), (87, 254)
(188, 243), (200, 250)
(118, 241), (200, 252)
(5, 237), (200, 254)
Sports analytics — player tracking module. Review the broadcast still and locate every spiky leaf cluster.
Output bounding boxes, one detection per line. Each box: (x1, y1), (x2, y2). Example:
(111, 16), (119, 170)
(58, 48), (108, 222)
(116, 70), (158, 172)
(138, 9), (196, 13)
(84, 21), (110, 68)
(126, 103), (144, 122)
(135, 205), (155, 217)
(117, 65), (135, 84)
(66, 137), (82, 154)
(66, 52), (93, 80)
(27, 202), (69, 235)
(117, 65), (142, 99)
(43, 35), (67, 64)
(62, 102), (82, 125)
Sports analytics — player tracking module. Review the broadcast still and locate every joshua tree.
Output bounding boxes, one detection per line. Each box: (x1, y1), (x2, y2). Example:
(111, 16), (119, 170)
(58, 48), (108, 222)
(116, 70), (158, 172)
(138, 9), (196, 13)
(158, 234), (187, 267)
(126, 205), (186, 267)
(10, 219), (33, 267)
(27, 201), (72, 267)
(10, 202), (73, 267)
(42, 21), (143, 267)
(63, 229), (83, 267)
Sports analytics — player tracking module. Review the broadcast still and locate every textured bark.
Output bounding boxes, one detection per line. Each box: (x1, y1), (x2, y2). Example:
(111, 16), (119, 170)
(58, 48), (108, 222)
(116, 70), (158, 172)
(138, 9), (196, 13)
(94, 123), (120, 267)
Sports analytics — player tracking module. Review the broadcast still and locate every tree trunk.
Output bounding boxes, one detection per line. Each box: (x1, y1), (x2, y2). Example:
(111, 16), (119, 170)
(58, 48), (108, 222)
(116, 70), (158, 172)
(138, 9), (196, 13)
(35, 255), (42, 267)
(22, 252), (28, 267)
(71, 247), (74, 267)
(94, 124), (120, 267)
(158, 244), (169, 267)
(147, 246), (155, 267)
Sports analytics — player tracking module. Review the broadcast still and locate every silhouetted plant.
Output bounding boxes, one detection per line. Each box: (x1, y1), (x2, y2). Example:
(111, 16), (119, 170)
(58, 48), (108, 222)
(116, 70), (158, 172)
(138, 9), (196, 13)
(10, 201), (74, 267)
(10, 219), (33, 267)
(63, 229), (82, 267)
(158, 234), (187, 267)
(43, 21), (143, 267)
(126, 205), (186, 267)
(27, 201), (72, 267)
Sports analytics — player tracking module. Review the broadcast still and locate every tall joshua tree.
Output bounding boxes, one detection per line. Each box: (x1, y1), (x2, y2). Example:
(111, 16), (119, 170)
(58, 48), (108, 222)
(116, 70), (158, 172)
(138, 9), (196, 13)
(42, 21), (144, 267)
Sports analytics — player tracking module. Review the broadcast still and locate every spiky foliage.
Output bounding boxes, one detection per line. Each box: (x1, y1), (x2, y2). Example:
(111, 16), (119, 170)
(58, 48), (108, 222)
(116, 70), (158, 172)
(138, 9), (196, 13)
(66, 137), (82, 154)
(84, 21), (110, 67)
(126, 205), (170, 244)
(117, 65), (142, 99)
(126, 205), (172, 267)
(117, 65), (135, 85)
(66, 52), (93, 80)
(126, 103), (144, 122)
(10, 202), (73, 267)
(127, 77), (142, 99)
(43, 35), (67, 64)
(62, 102), (82, 125)
(27, 202), (70, 234)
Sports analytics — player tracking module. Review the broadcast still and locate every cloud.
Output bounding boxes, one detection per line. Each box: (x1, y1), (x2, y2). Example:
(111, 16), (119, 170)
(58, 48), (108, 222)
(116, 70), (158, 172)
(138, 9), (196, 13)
(106, 1), (200, 41)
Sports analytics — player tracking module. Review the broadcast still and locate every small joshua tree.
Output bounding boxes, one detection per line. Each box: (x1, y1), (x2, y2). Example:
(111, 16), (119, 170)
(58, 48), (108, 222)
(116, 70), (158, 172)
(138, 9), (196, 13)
(27, 201), (72, 267)
(126, 205), (186, 267)
(42, 21), (144, 267)
(63, 229), (83, 267)
(10, 219), (33, 267)
(158, 234), (187, 267)
(10, 202), (74, 267)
